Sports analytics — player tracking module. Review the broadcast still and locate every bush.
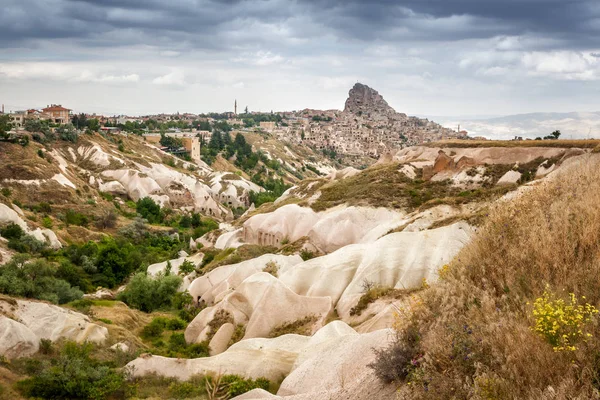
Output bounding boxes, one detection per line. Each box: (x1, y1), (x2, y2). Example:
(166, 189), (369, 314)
(95, 210), (117, 230)
(136, 197), (162, 224)
(39, 338), (53, 355)
(141, 317), (167, 339)
(64, 209), (90, 227)
(118, 273), (182, 312)
(0, 222), (24, 239)
(532, 288), (598, 351)
(369, 323), (421, 383)
(16, 342), (124, 399)
(56, 124), (78, 143)
(166, 318), (186, 331)
(7, 234), (47, 254)
(42, 216), (53, 228)
(178, 260), (195, 275)
(219, 375), (270, 397)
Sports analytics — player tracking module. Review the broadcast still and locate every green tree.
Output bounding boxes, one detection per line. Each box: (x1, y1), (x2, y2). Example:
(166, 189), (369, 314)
(117, 272), (182, 312)
(87, 119), (100, 132)
(136, 197), (162, 224)
(56, 124), (78, 142)
(16, 341), (125, 399)
(0, 114), (13, 139)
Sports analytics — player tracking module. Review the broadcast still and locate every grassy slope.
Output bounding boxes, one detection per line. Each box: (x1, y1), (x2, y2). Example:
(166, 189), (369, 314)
(382, 154), (600, 399)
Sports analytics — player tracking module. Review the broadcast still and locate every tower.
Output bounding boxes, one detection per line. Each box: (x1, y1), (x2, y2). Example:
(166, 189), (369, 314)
(234, 100), (237, 116)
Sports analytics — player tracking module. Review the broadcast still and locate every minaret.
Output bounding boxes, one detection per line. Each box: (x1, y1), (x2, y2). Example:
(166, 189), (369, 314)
(234, 100), (237, 116)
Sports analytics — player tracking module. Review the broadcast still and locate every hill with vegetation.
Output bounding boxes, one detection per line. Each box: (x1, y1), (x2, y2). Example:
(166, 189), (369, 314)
(0, 132), (599, 399)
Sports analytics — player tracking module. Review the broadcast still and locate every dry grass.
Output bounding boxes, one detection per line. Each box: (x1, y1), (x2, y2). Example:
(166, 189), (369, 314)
(374, 154), (600, 399)
(309, 162), (515, 212)
(426, 139), (600, 148)
(268, 315), (318, 338)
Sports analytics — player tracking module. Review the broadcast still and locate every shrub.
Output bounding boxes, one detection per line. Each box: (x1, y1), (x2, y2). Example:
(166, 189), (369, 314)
(95, 210), (117, 230)
(300, 249), (315, 261)
(219, 375), (270, 397)
(369, 323), (422, 383)
(268, 315), (318, 338)
(16, 342), (124, 399)
(64, 209), (89, 227)
(7, 234), (47, 254)
(532, 288), (598, 351)
(118, 273), (182, 312)
(178, 260), (196, 276)
(56, 124), (78, 142)
(0, 187), (11, 197)
(136, 197), (162, 224)
(42, 216), (53, 228)
(0, 222), (24, 239)
(141, 317), (168, 339)
(39, 339), (53, 355)
(166, 318), (186, 331)
(263, 261), (279, 277)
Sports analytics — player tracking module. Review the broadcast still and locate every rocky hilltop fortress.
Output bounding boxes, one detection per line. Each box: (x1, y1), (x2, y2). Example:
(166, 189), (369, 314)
(278, 83), (465, 158)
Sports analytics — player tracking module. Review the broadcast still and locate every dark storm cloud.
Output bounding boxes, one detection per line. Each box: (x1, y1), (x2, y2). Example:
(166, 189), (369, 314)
(0, 0), (598, 51)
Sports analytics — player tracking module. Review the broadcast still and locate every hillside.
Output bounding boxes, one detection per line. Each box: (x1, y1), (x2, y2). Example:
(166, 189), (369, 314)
(0, 133), (598, 399)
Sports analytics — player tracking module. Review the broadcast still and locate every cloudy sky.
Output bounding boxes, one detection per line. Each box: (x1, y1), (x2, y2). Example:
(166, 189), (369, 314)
(1, 0), (599, 117)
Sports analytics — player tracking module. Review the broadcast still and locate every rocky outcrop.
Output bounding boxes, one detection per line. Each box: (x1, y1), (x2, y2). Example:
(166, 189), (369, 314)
(185, 273), (332, 343)
(240, 204), (407, 253)
(280, 222), (473, 319)
(188, 254), (303, 305)
(0, 297), (108, 358)
(344, 83), (396, 117)
(0, 203), (62, 248)
(0, 315), (40, 359)
(127, 322), (395, 400)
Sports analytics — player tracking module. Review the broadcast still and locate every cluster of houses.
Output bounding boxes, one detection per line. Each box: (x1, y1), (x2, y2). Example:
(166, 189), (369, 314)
(1, 99), (470, 161)
(259, 109), (468, 157)
(4, 104), (71, 128)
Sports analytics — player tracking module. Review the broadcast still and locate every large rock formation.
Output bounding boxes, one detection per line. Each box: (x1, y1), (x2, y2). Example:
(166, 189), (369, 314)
(0, 297), (108, 358)
(344, 83), (397, 118)
(128, 321), (393, 397)
(241, 204), (407, 253)
(185, 273), (333, 343)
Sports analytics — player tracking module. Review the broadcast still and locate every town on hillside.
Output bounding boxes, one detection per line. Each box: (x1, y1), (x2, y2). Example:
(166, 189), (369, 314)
(0, 83), (471, 164)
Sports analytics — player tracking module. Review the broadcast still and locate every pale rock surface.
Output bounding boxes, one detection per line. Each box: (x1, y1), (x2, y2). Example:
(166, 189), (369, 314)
(84, 288), (115, 300)
(127, 334), (311, 381)
(497, 170), (522, 185)
(215, 228), (244, 249)
(241, 204), (406, 253)
(208, 322), (235, 356)
(188, 254), (303, 305)
(0, 298), (108, 344)
(0, 316), (39, 359)
(147, 256), (189, 277)
(277, 329), (393, 396)
(243, 205), (320, 248)
(231, 326), (397, 400)
(280, 222), (473, 319)
(110, 342), (130, 352)
(536, 160), (556, 177)
(327, 167), (361, 181)
(0, 203), (29, 231)
(399, 163), (417, 179)
(0, 204), (62, 248)
(394, 146), (568, 166)
(185, 273), (332, 343)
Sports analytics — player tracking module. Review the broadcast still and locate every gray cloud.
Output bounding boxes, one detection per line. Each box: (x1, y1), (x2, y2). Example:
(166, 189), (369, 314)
(0, 0), (599, 116)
